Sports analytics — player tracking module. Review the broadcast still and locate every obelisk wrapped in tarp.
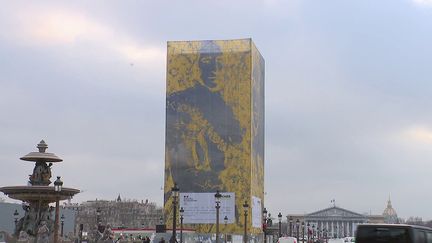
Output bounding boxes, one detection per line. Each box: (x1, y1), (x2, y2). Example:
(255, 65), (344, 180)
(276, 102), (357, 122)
(164, 39), (265, 236)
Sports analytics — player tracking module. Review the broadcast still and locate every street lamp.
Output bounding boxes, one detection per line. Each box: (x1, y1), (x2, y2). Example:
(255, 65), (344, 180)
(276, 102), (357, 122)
(54, 176), (63, 243)
(13, 209), (19, 227)
(296, 219), (300, 243)
(61, 214), (65, 238)
(289, 216), (293, 237)
(215, 190), (222, 243)
(179, 207), (184, 243)
(307, 222), (310, 243)
(263, 208), (268, 243)
(171, 183), (180, 243)
(301, 221), (305, 243)
(224, 216), (228, 243)
(96, 207), (101, 225)
(312, 224), (315, 242)
(278, 213), (282, 238)
(243, 201), (249, 243)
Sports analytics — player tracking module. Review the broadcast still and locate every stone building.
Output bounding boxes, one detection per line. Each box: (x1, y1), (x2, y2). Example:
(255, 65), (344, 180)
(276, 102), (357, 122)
(287, 205), (385, 238)
(68, 195), (163, 237)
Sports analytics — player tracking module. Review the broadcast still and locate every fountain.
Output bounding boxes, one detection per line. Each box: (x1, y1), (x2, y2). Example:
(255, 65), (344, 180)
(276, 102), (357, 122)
(0, 140), (80, 242)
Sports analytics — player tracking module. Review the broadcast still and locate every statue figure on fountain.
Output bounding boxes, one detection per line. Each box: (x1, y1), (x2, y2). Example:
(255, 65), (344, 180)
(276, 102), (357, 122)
(29, 162), (52, 186)
(36, 221), (49, 243)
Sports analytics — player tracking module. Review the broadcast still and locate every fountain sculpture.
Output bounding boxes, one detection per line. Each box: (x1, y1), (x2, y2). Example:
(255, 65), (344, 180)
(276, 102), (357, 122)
(0, 140), (80, 242)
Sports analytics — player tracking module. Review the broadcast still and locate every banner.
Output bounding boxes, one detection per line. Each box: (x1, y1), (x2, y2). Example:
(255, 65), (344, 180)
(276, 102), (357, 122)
(251, 196), (262, 228)
(180, 192), (235, 224)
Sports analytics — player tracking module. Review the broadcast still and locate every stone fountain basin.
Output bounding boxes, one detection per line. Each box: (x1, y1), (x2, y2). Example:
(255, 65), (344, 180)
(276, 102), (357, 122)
(0, 186), (80, 202)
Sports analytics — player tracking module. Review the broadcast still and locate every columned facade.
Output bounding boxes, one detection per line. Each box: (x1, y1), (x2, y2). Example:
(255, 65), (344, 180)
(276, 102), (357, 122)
(287, 206), (370, 238)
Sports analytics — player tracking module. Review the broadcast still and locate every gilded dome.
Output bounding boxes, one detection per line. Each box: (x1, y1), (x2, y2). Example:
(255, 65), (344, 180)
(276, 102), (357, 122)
(383, 198), (398, 224)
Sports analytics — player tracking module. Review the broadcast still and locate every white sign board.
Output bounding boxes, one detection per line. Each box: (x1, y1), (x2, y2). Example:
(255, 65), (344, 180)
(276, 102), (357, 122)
(251, 196), (262, 228)
(180, 192), (235, 224)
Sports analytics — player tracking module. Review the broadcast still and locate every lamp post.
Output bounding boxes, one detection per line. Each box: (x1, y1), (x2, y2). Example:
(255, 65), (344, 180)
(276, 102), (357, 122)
(96, 207), (101, 225)
(215, 190), (222, 243)
(263, 208), (267, 243)
(243, 201), (249, 243)
(61, 214), (65, 238)
(13, 209), (19, 227)
(312, 224), (315, 243)
(289, 216), (293, 237)
(54, 176), (63, 243)
(307, 222), (310, 243)
(278, 213), (282, 238)
(324, 228), (327, 243)
(224, 216), (228, 243)
(317, 227), (320, 241)
(296, 219), (300, 243)
(171, 183), (180, 243)
(179, 207), (184, 243)
(301, 221), (305, 243)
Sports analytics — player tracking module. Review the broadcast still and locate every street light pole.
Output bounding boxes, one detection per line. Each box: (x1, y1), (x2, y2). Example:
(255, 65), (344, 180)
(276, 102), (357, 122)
(61, 214), (65, 238)
(301, 221), (305, 243)
(179, 207), (184, 243)
(13, 209), (19, 228)
(289, 216), (293, 237)
(96, 207), (101, 225)
(296, 219), (300, 243)
(215, 191), (222, 243)
(171, 183), (180, 243)
(224, 216), (228, 243)
(54, 176), (63, 243)
(243, 201), (249, 243)
(278, 213), (282, 238)
(263, 208), (267, 243)
(307, 222), (310, 243)
(312, 224), (315, 243)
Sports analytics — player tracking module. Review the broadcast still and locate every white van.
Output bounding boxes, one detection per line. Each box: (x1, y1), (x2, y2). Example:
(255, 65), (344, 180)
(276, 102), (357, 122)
(278, 236), (298, 243)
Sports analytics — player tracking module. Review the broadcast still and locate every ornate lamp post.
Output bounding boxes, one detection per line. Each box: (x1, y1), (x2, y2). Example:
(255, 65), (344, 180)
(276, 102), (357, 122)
(324, 228), (327, 243)
(289, 216), (293, 237)
(224, 216), (228, 243)
(317, 227), (320, 241)
(215, 190), (222, 243)
(179, 207), (184, 243)
(13, 209), (19, 227)
(307, 222), (310, 243)
(60, 214), (65, 237)
(171, 183), (180, 243)
(96, 207), (101, 225)
(243, 201), (249, 243)
(54, 176), (63, 243)
(263, 208), (267, 243)
(296, 219), (300, 243)
(301, 221), (305, 243)
(312, 224), (315, 242)
(278, 213), (282, 237)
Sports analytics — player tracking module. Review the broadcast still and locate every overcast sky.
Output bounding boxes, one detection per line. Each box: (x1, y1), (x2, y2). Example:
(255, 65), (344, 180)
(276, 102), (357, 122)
(1, 0), (432, 221)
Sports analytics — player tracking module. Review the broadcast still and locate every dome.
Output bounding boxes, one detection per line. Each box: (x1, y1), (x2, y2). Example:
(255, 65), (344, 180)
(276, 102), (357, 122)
(383, 198), (398, 224)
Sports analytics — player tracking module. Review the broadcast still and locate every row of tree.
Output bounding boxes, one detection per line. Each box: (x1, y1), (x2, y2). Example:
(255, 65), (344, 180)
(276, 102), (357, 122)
(399, 217), (432, 228)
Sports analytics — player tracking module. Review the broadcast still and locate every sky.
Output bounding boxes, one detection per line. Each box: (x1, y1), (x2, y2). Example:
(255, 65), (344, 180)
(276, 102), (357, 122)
(1, 0), (432, 221)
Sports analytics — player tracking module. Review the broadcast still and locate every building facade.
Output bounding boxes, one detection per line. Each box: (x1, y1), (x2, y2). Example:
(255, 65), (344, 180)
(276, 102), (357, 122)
(287, 205), (385, 238)
(69, 196), (163, 238)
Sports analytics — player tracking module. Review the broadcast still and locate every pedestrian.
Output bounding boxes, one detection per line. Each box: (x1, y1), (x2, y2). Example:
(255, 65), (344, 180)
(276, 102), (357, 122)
(159, 237), (166, 243)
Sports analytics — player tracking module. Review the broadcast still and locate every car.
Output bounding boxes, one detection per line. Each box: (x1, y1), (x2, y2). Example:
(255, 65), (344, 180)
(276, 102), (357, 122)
(278, 236), (298, 243)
